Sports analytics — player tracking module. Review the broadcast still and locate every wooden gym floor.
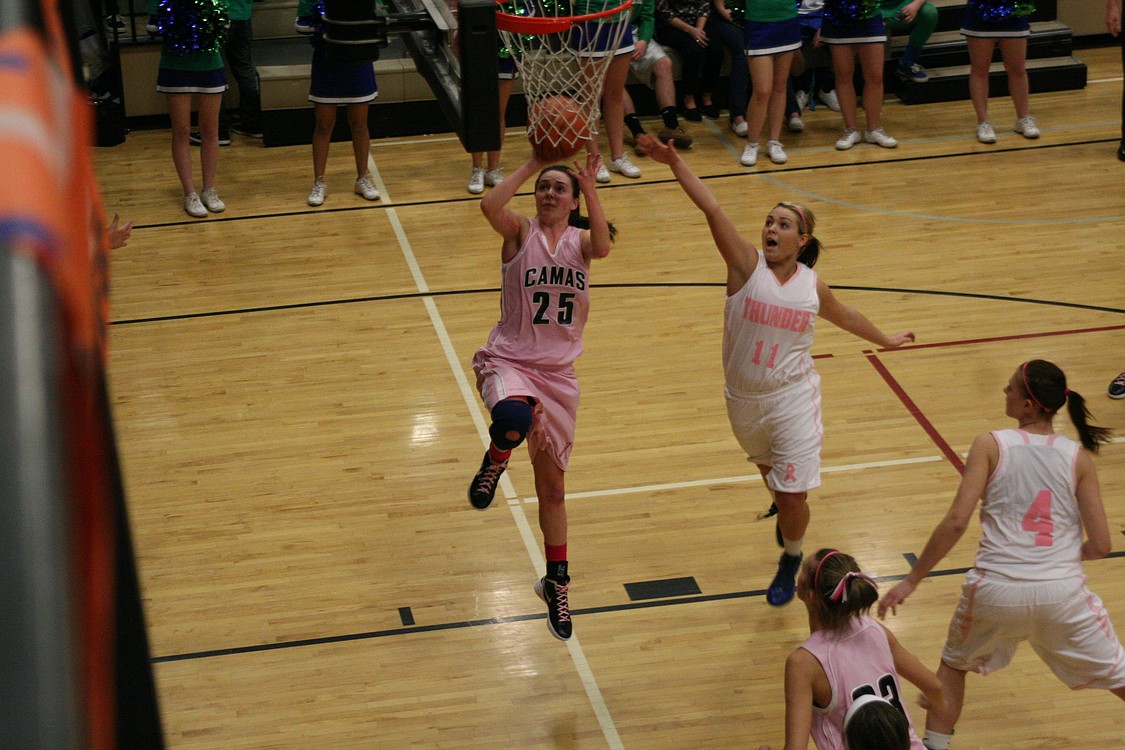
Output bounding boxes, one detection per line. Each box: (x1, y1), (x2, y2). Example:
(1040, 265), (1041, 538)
(96, 46), (1124, 749)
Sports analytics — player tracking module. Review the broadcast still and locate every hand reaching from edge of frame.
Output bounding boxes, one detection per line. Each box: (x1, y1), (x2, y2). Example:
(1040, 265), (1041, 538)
(108, 213), (134, 249)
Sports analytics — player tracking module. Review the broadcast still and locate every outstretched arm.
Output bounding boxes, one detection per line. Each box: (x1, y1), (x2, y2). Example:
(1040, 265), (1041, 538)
(480, 154), (545, 247)
(878, 433), (994, 618)
(572, 153), (612, 261)
(1075, 450), (1111, 560)
(882, 624), (944, 713)
(816, 281), (915, 348)
(637, 134), (756, 287)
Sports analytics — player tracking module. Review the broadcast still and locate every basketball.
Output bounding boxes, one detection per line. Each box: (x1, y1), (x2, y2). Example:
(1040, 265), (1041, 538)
(528, 95), (588, 162)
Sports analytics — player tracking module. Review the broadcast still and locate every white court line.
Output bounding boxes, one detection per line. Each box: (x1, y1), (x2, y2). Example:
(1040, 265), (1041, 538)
(517, 437), (1125, 503)
(366, 155), (625, 750)
(520, 455), (945, 503)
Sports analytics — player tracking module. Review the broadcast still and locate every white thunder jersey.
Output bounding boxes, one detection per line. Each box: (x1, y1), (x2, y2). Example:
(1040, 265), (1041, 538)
(480, 217), (590, 369)
(975, 429), (1084, 581)
(723, 251), (819, 393)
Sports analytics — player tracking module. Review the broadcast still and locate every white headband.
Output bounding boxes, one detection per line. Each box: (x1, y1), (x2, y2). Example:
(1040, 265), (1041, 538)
(844, 694), (892, 731)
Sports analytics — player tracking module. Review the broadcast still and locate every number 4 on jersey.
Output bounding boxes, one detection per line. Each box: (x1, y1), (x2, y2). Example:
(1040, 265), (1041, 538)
(1021, 489), (1054, 547)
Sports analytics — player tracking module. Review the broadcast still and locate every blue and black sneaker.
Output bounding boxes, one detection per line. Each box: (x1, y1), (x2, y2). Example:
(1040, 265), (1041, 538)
(766, 552), (803, 606)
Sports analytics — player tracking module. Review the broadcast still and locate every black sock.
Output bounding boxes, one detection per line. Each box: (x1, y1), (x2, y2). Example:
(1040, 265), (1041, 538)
(661, 106), (679, 130)
(546, 560), (568, 582)
(624, 113), (644, 137)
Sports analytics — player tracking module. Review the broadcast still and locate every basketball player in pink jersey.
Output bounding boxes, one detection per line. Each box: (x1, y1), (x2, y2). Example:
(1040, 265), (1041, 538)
(637, 134), (915, 606)
(878, 360), (1125, 750)
(467, 153), (614, 641)
(758, 549), (943, 750)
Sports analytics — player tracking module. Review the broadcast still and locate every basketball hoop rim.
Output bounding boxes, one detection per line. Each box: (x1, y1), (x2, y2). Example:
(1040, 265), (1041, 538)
(494, 0), (634, 34)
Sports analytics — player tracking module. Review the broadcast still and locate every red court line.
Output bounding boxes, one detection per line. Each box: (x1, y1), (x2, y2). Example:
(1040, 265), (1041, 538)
(864, 351), (966, 474)
(871, 323), (1125, 353)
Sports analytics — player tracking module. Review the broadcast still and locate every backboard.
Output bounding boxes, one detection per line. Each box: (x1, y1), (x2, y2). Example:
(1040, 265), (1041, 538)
(383, 0), (501, 153)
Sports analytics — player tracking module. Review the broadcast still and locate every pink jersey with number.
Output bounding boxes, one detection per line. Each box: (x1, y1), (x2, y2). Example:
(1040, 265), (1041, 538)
(479, 218), (590, 368)
(801, 616), (925, 750)
(974, 429), (1083, 581)
(723, 250), (819, 393)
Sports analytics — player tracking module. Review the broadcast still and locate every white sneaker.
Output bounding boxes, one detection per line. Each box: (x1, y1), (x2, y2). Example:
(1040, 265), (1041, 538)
(468, 167), (485, 195)
(595, 163), (611, 183)
(608, 155), (641, 178)
(740, 142), (759, 167)
(787, 113), (804, 133)
(835, 128), (861, 150)
(354, 174), (380, 201)
(863, 127), (898, 148)
(199, 187), (225, 213)
(484, 168), (505, 187)
(795, 90), (809, 113)
(308, 177), (327, 206)
(730, 120), (749, 137)
(818, 90), (841, 112)
(976, 121), (996, 144)
(766, 140), (788, 164)
(1014, 116), (1040, 139)
(183, 192), (207, 218)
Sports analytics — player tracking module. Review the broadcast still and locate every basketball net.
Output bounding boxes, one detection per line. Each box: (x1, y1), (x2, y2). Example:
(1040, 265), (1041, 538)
(495, 0), (634, 153)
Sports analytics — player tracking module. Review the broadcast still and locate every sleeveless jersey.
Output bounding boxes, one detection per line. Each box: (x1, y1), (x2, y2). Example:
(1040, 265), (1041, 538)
(479, 218), (590, 369)
(974, 429), (1083, 581)
(801, 617), (925, 750)
(723, 251), (819, 393)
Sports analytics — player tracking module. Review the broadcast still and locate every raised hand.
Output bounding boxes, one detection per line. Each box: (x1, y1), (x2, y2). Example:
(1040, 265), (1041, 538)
(636, 134), (678, 165)
(571, 152), (601, 193)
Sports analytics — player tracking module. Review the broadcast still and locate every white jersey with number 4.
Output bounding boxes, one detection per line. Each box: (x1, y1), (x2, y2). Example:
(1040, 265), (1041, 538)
(975, 429), (1084, 582)
(723, 250), (819, 393)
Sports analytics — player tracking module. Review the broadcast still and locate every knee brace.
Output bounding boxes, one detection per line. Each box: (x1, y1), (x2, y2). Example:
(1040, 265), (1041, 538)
(489, 399), (533, 450)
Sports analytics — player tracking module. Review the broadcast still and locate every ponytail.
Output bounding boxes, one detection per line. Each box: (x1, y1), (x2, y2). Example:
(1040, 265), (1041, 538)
(810, 549), (879, 630)
(1021, 360), (1112, 452)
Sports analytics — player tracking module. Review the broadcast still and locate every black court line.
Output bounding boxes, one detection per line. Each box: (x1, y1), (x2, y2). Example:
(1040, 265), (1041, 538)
(128, 137), (1121, 231)
(152, 552), (1125, 664)
(109, 284), (1125, 326)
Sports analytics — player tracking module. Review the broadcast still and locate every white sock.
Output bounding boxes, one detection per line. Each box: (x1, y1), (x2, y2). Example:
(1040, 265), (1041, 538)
(783, 537), (804, 558)
(923, 730), (952, 750)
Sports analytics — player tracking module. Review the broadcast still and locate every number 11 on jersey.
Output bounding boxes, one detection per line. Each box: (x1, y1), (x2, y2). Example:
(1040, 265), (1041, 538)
(752, 340), (779, 368)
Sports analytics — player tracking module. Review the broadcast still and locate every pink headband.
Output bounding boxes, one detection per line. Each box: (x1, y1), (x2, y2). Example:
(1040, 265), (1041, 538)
(814, 551), (876, 603)
(1020, 361), (1067, 413)
(787, 204), (810, 235)
(813, 551), (842, 593)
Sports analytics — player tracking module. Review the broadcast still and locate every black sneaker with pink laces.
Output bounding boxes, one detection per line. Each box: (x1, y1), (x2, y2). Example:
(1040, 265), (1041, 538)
(468, 451), (507, 509)
(535, 576), (572, 640)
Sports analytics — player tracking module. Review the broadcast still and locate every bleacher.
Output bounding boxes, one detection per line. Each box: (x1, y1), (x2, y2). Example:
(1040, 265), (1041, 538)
(112, 0), (1088, 146)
